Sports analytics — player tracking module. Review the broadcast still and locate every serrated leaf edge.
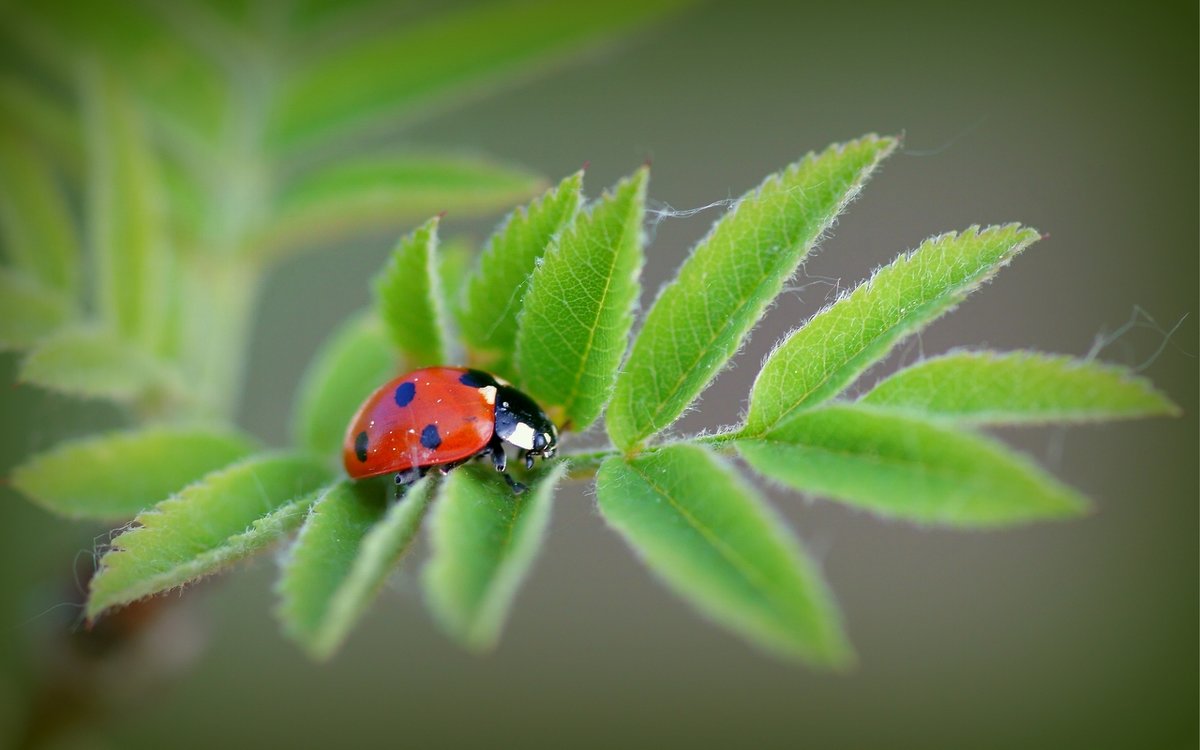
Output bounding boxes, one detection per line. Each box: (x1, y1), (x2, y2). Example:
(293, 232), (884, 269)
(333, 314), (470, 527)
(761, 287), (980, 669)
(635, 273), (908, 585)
(87, 452), (328, 619)
(859, 347), (1181, 423)
(612, 134), (898, 450)
(745, 224), (1040, 436)
(514, 168), (647, 428)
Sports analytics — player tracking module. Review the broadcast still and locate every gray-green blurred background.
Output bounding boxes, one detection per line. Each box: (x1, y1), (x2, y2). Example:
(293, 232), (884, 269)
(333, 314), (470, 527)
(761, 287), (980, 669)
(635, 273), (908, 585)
(2, 1), (1196, 747)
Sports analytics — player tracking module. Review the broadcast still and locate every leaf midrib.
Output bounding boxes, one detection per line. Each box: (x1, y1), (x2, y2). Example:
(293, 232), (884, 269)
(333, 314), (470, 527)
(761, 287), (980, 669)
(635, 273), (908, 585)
(94, 496), (312, 615)
(555, 207), (635, 420)
(749, 256), (1013, 436)
(462, 490), (525, 640)
(626, 148), (888, 444)
(857, 403), (1162, 425)
(634, 258), (783, 442)
(622, 457), (802, 631)
(313, 491), (429, 650)
(740, 433), (988, 486)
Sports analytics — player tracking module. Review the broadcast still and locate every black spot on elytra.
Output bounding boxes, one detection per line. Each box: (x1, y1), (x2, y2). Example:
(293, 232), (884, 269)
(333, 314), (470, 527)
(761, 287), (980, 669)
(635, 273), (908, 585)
(394, 381), (416, 407)
(459, 370), (494, 388)
(354, 431), (369, 462)
(420, 424), (442, 450)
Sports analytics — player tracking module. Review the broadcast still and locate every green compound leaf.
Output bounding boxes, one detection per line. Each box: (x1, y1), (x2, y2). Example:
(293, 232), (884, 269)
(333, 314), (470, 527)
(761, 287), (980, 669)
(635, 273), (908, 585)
(82, 68), (172, 350)
(860, 350), (1180, 424)
(0, 127), (80, 294)
(292, 312), (398, 459)
(11, 426), (258, 521)
(596, 444), (850, 666)
(515, 168), (647, 430)
(0, 269), (72, 351)
(459, 170), (583, 376)
(87, 453), (333, 619)
(608, 135), (897, 451)
(373, 216), (449, 367)
(423, 462), (566, 651)
(19, 326), (180, 405)
(737, 403), (1087, 527)
(745, 225), (1041, 436)
(261, 153), (544, 259)
(277, 477), (433, 660)
(267, 0), (689, 153)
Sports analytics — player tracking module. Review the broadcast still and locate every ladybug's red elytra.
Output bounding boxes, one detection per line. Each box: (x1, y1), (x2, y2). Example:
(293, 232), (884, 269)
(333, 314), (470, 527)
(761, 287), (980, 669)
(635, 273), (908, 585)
(342, 367), (558, 493)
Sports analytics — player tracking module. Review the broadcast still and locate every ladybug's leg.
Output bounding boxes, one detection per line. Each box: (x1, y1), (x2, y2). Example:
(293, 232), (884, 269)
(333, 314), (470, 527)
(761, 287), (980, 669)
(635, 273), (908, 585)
(502, 472), (527, 495)
(488, 437), (507, 473)
(436, 460), (466, 476)
(394, 467), (423, 487)
(523, 451), (535, 471)
(486, 435), (526, 494)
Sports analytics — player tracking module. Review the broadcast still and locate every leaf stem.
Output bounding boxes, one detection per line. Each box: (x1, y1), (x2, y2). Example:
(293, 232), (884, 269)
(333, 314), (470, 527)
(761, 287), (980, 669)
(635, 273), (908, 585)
(560, 427), (744, 479)
(173, 9), (281, 421)
(177, 257), (260, 418)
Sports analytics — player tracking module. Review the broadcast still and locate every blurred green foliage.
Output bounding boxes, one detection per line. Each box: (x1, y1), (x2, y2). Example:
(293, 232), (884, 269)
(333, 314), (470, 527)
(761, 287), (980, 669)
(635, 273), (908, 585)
(0, 8), (1180, 747)
(0, 0), (684, 419)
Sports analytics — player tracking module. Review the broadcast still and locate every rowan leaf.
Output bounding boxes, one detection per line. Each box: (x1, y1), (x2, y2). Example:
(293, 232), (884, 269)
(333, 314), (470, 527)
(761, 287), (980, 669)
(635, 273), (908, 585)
(373, 217), (449, 367)
(11, 426), (258, 521)
(277, 477), (433, 660)
(0, 127), (80, 294)
(514, 168), (646, 429)
(87, 453), (333, 619)
(10, 0), (229, 147)
(737, 403), (1087, 527)
(19, 326), (180, 405)
(860, 350), (1179, 423)
(607, 135), (897, 451)
(745, 225), (1042, 436)
(0, 269), (72, 351)
(422, 463), (566, 651)
(82, 69), (173, 350)
(267, 0), (689, 153)
(438, 234), (474, 324)
(261, 153), (543, 258)
(596, 444), (850, 666)
(459, 170), (583, 376)
(292, 312), (398, 458)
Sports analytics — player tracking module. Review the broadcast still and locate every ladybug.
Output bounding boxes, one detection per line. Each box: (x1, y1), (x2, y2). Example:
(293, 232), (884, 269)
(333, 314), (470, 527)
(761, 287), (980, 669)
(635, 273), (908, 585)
(343, 367), (558, 493)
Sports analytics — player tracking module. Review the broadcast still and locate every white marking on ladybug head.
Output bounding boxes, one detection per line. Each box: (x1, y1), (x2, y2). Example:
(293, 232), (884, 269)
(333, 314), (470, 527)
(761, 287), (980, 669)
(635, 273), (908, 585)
(480, 385), (497, 405)
(507, 422), (536, 450)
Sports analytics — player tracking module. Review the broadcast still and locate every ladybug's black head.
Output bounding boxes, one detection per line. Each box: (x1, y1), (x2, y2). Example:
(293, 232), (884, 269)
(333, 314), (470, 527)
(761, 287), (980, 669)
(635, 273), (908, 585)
(493, 384), (559, 460)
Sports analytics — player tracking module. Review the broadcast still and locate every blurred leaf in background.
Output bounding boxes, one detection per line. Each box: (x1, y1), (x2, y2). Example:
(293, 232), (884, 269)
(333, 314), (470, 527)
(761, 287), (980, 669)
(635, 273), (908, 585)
(0, 0), (688, 420)
(0, 1), (690, 745)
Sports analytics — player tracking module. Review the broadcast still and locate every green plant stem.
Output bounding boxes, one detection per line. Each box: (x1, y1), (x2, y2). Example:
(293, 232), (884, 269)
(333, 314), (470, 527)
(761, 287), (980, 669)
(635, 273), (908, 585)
(561, 429), (743, 478)
(177, 257), (259, 419)
(174, 10), (278, 422)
